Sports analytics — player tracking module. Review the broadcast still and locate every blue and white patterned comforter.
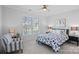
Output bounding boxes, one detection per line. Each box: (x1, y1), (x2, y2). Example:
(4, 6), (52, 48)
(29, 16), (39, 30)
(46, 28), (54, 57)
(37, 31), (68, 52)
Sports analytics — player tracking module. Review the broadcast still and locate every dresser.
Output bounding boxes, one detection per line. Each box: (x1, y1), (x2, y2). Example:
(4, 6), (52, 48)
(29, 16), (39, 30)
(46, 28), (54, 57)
(69, 35), (79, 46)
(69, 31), (79, 46)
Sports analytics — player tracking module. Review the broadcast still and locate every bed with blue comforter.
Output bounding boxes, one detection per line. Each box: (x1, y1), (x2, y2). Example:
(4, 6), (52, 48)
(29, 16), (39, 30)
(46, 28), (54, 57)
(36, 30), (69, 52)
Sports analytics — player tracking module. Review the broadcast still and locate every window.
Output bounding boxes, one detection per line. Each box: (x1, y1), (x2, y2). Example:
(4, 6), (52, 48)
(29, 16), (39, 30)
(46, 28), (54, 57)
(22, 16), (39, 35)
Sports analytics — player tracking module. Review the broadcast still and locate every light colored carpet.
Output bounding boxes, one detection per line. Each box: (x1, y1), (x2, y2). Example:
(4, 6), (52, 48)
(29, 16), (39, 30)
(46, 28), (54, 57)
(22, 35), (79, 54)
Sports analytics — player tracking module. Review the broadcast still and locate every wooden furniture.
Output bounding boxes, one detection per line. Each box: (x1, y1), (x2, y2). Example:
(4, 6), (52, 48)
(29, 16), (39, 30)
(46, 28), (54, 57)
(69, 35), (79, 46)
(2, 33), (23, 54)
(68, 26), (79, 46)
(11, 34), (23, 53)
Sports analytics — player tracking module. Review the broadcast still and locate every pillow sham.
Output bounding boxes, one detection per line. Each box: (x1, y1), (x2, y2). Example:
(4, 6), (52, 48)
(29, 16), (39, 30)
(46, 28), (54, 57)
(52, 30), (65, 34)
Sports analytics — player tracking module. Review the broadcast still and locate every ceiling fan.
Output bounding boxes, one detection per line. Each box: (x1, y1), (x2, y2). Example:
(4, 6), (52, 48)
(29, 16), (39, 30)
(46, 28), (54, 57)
(42, 5), (48, 11)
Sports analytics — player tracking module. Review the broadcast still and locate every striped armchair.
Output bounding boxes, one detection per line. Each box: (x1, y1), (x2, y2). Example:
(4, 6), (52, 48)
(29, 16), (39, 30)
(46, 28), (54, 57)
(1, 33), (23, 54)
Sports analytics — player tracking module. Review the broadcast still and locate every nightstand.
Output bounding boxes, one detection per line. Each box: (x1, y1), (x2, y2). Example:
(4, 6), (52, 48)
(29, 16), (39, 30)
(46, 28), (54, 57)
(11, 35), (23, 53)
(69, 35), (79, 46)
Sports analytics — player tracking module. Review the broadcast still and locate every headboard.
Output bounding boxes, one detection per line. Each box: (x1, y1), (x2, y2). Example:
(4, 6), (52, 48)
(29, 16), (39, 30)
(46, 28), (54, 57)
(51, 27), (69, 35)
(66, 29), (69, 35)
(56, 17), (69, 35)
(48, 18), (69, 35)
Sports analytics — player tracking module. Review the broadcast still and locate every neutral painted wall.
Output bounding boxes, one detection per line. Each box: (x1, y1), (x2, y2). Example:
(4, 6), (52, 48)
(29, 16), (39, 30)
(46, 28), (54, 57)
(47, 9), (79, 28)
(2, 6), (79, 35)
(2, 7), (48, 35)
(2, 7), (28, 35)
(57, 9), (79, 27)
(0, 6), (2, 36)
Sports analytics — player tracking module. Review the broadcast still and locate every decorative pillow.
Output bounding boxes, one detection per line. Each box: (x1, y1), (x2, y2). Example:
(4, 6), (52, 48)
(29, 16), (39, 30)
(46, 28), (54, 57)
(46, 32), (50, 34)
(52, 30), (65, 34)
(60, 30), (66, 34)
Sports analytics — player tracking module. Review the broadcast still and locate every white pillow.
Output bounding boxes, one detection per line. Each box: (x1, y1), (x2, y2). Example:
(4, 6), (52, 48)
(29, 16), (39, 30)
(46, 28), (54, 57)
(52, 30), (61, 34)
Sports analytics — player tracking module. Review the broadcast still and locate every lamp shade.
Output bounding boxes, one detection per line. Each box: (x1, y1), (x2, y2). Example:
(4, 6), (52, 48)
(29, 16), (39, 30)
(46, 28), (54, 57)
(9, 27), (16, 36)
(71, 27), (78, 31)
(9, 27), (15, 33)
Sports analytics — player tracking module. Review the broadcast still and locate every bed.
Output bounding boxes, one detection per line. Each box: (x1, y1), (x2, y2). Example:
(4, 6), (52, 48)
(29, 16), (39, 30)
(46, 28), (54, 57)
(36, 29), (69, 52)
(36, 18), (69, 52)
(0, 33), (23, 54)
(0, 38), (5, 53)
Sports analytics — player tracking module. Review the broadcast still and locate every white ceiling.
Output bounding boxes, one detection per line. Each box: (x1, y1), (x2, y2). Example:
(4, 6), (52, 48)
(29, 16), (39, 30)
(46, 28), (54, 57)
(3, 5), (79, 15)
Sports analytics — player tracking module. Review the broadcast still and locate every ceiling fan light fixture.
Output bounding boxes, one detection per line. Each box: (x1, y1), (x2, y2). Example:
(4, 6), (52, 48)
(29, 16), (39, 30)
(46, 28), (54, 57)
(42, 5), (47, 11)
(43, 8), (47, 11)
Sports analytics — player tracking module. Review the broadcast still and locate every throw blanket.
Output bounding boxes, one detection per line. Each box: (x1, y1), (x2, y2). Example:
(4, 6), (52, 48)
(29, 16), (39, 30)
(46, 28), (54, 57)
(37, 31), (68, 52)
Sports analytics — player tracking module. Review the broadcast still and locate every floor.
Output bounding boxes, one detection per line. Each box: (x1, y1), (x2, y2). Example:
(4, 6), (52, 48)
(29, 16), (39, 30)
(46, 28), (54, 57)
(22, 35), (79, 54)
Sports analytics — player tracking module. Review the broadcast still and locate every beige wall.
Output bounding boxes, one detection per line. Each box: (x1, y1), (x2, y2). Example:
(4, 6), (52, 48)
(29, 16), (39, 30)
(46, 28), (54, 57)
(2, 6), (79, 35)
(2, 7), (48, 35)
